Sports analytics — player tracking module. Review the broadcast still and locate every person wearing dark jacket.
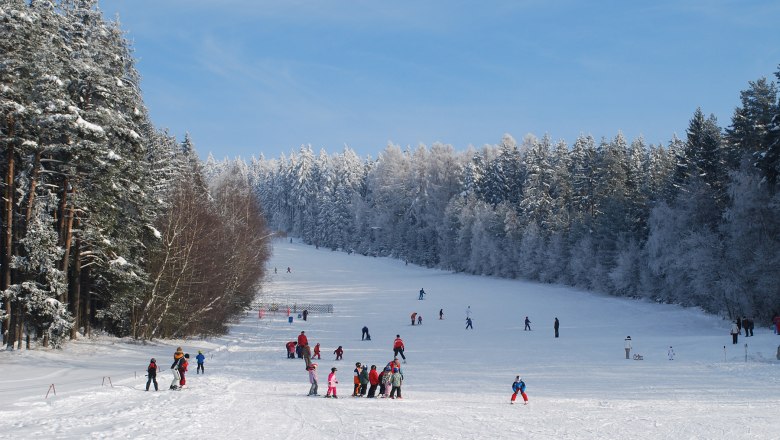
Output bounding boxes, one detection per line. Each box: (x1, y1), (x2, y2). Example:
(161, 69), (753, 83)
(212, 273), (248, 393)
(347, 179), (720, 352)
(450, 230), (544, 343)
(334, 345), (343, 360)
(146, 358), (158, 391)
(554, 317), (560, 338)
(359, 364), (369, 396)
(362, 326), (371, 341)
(196, 350), (205, 374)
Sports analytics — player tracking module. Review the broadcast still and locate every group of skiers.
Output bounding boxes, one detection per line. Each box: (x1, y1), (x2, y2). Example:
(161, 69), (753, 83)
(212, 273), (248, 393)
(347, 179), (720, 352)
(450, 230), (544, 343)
(294, 329), (407, 399)
(145, 347), (206, 391)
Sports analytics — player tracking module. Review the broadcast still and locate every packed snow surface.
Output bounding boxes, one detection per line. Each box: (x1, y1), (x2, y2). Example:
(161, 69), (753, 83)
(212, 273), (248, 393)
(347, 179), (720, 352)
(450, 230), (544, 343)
(1, 240), (778, 439)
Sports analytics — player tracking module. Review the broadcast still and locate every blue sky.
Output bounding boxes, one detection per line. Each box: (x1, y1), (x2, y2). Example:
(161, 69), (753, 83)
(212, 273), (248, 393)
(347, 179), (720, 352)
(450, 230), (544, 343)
(100, 0), (780, 160)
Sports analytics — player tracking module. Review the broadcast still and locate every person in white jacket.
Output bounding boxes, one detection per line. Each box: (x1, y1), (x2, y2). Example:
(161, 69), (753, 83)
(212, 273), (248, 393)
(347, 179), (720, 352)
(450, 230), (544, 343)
(730, 322), (740, 344)
(667, 346), (675, 360)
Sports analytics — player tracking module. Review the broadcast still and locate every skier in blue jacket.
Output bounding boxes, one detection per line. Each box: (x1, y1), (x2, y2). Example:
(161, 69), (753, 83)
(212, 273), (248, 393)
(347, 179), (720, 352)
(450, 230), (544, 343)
(511, 376), (528, 405)
(196, 350), (206, 374)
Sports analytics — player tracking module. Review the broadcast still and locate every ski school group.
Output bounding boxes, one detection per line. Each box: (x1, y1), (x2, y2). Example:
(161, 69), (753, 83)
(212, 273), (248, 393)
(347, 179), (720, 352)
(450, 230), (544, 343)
(284, 328), (409, 399)
(282, 288), (536, 405)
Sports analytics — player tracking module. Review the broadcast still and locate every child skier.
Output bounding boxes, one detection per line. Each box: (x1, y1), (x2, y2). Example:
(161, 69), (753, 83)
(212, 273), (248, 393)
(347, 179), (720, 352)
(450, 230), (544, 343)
(367, 365), (379, 398)
(334, 345), (343, 360)
(353, 362), (362, 396)
(325, 367), (338, 398)
(511, 376), (528, 405)
(390, 367), (403, 399)
(286, 341), (297, 359)
(179, 353), (190, 388)
(381, 366), (392, 397)
(307, 363), (319, 396)
(196, 350), (205, 374)
(313, 343), (321, 359)
(145, 358), (158, 391)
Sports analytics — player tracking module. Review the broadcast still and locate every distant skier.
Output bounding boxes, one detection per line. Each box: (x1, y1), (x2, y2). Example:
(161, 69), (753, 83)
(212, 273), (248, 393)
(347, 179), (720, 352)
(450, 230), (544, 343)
(667, 346), (675, 360)
(419, 288), (426, 300)
(730, 321), (740, 344)
(313, 343), (321, 359)
(465, 317), (473, 329)
(286, 266), (291, 273)
(325, 367), (338, 398)
(393, 335), (406, 361)
(524, 316), (532, 331)
(307, 363), (319, 396)
(362, 326), (371, 341)
(302, 309), (308, 321)
(439, 309), (444, 320)
(411, 312), (417, 326)
(417, 315), (422, 325)
(511, 376), (528, 405)
(554, 317), (559, 338)
(624, 336), (632, 359)
(145, 358), (158, 391)
(743, 317), (754, 337)
(334, 345), (343, 360)
(196, 350), (205, 374)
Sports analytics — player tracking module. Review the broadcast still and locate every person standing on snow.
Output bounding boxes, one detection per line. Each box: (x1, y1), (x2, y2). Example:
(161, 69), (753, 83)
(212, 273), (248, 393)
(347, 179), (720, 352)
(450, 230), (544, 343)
(511, 376), (528, 405)
(367, 365), (380, 398)
(325, 367), (338, 398)
(170, 347), (185, 390)
(624, 336), (632, 359)
(362, 326), (371, 341)
(381, 366), (393, 397)
(439, 309), (444, 320)
(419, 288), (426, 300)
(389, 367), (403, 399)
(730, 321), (740, 344)
(466, 317), (473, 329)
(417, 315), (422, 325)
(313, 343), (321, 359)
(146, 358), (158, 391)
(286, 341), (297, 359)
(411, 312), (417, 326)
(393, 335), (406, 361)
(195, 350), (205, 374)
(554, 317), (560, 338)
(307, 364), (319, 396)
(524, 316), (532, 331)
(334, 345), (343, 360)
(352, 362), (363, 397)
(667, 346), (675, 360)
(359, 364), (369, 396)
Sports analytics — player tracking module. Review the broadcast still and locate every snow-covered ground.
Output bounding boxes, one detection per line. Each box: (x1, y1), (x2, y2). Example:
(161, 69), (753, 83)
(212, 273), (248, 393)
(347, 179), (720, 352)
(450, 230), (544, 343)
(1, 240), (778, 439)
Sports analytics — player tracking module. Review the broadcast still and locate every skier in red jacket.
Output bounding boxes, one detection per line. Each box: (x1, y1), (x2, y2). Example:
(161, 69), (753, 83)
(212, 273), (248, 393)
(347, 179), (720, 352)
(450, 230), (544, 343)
(393, 335), (406, 361)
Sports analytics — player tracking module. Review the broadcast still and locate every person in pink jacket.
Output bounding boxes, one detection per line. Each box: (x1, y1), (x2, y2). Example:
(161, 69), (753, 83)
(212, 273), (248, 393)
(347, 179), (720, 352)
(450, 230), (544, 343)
(325, 367), (339, 398)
